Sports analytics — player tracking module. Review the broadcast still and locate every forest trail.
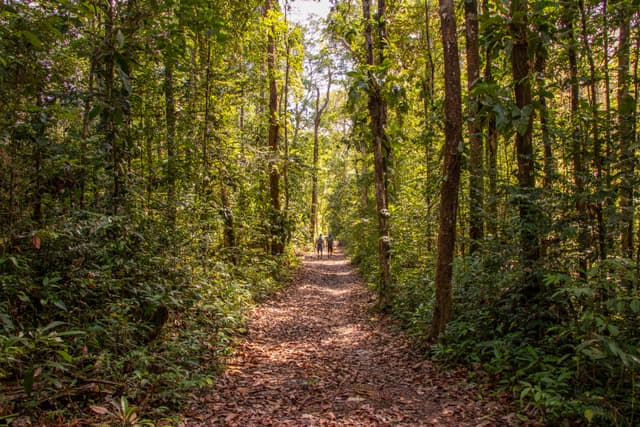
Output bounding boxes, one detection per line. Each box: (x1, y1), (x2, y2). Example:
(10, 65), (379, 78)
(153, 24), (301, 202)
(184, 250), (522, 426)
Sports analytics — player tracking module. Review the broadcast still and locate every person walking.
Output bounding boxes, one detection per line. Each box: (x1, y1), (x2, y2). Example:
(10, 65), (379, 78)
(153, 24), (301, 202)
(315, 234), (324, 259)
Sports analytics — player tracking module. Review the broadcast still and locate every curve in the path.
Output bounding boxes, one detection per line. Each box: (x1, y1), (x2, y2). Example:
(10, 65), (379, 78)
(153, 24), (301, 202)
(185, 250), (524, 426)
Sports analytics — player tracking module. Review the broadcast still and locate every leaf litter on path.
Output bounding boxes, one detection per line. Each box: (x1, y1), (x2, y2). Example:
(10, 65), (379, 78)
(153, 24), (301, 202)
(184, 251), (534, 426)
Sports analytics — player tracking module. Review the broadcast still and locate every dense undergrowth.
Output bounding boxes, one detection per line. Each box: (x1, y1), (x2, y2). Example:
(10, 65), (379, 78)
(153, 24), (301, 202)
(0, 212), (296, 425)
(339, 227), (640, 427)
(330, 180), (640, 426)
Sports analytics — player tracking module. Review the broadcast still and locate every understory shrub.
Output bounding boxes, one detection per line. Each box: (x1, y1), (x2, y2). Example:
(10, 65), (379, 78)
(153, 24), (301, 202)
(0, 212), (295, 423)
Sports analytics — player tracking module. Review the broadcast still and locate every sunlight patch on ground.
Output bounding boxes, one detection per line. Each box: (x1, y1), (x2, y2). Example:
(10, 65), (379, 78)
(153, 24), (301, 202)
(322, 324), (363, 346)
(313, 286), (351, 297)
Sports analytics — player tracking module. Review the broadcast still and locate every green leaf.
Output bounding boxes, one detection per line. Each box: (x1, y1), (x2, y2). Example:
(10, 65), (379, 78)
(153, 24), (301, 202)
(53, 300), (68, 311)
(88, 106), (101, 120)
(116, 64), (131, 95)
(584, 408), (595, 423)
(41, 321), (66, 333)
(55, 330), (85, 337)
(492, 104), (505, 127)
(116, 29), (125, 48)
(56, 350), (74, 363)
(22, 31), (42, 49)
(23, 369), (35, 396)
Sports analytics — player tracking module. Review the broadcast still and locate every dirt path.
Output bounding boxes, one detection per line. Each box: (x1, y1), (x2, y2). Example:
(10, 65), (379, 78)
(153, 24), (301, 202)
(184, 251), (522, 426)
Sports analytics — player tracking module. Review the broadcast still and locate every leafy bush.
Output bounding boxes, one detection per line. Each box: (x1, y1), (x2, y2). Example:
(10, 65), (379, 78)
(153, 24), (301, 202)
(0, 212), (296, 423)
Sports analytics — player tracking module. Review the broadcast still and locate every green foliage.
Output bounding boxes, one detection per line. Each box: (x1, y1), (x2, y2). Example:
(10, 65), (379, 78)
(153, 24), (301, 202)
(422, 249), (640, 425)
(0, 212), (296, 421)
(0, 0), (300, 423)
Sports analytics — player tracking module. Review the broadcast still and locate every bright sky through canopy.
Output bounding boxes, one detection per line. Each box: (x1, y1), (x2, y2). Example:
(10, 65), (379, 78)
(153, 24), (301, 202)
(283, 0), (333, 24)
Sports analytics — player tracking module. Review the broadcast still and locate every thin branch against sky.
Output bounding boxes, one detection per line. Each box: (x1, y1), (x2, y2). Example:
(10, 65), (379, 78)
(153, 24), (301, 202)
(283, 0), (333, 24)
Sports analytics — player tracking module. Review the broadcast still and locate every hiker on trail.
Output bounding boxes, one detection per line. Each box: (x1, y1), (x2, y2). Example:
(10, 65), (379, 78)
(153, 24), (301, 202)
(316, 234), (324, 259)
(327, 234), (334, 256)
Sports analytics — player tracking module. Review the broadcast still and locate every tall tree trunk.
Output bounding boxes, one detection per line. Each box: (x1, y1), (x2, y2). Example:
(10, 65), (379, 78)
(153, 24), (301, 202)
(563, 3), (587, 277)
(483, 0), (498, 238)
(310, 73), (332, 241)
(617, 7), (635, 258)
(265, 0), (283, 255)
(465, 0), (483, 253)
(430, 0), (463, 340)
(202, 39), (211, 195)
(33, 95), (44, 226)
(363, 0), (392, 311)
(603, 0), (615, 255)
(283, 3), (291, 215)
(634, 26), (640, 280)
(510, 0), (539, 295)
(311, 87), (320, 240)
(80, 59), (95, 210)
(100, 0), (119, 215)
(220, 177), (237, 264)
(534, 50), (553, 189)
(164, 56), (177, 231)
(578, 0), (606, 261)
(423, 0), (435, 207)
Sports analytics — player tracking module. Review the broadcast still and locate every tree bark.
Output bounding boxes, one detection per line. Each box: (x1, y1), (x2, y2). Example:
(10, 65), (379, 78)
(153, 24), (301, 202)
(80, 58), (95, 210)
(422, 0), (435, 211)
(562, 2), (587, 277)
(164, 56), (177, 231)
(265, 0), (283, 255)
(510, 0), (540, 294)
(100, 0), (120, 215)
(363, 0), (392, 311)
(534, 51), (553, 189)
(617, 7), (635, 258)
(430, 0), (463, 340)
(202, 39), (211, 194)
(483, 0), (498, 238)
(464, 0), (483, 253)
(283, 3), (291, 215)
(577, 0), (606, 259)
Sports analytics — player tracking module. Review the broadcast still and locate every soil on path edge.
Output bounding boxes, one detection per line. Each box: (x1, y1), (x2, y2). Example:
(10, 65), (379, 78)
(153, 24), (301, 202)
(184, 250), (525, 426)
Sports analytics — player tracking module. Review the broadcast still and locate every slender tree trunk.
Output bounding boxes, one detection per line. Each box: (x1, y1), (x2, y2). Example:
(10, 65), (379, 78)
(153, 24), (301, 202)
(164, 56), (177, 231)
(579, 0), (606, 261)
(423, 0), (435, 209)
(430, 0), (463, 340)
(100, 0), (119, 215)
(603, 0), (615, 255)
(634, 27), (640, 282)
(483, 0), (498, 237)
(617, 8), (635, 258)
(534, 50), (553, 189)
(265, 0), (283, 255)
(33, 95), (44, 226)
(202, 39), (211, 195)
(563, 3), (587, 277)
(80, 60), (95, 209)
(283, 3), (291, 215)
(220, 178), (237, 264)
(359, 147), (369, 212)
(465, 0), (483, 253)
(363, 0), (392, 311)
(510, 0), (539, 294)
(144, 100), (154, 216)
(311, 87), (320, 240)
(310, 72), (332, 241)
